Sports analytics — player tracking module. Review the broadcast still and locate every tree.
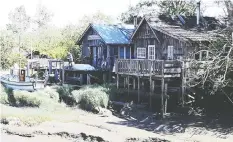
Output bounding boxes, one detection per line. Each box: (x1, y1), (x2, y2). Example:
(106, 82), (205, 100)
(120, 0), (198, 24)
(4, 6), (30, 68)
(6, 5), (31, 34)
(78, 11), (113, 31)
(186, 1), (233, 114)
(34, 5), (54, 29)
(157, 0), (197, 16)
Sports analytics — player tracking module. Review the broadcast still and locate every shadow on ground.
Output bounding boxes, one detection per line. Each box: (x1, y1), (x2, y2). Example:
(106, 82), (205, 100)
(109, 111), (233, 139)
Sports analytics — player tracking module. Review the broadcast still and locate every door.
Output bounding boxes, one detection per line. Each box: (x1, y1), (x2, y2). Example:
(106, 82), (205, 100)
(148, 45), (155, 60)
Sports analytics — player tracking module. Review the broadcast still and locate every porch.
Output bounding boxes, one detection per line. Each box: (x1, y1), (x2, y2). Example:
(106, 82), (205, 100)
(115, 59), (183, 78)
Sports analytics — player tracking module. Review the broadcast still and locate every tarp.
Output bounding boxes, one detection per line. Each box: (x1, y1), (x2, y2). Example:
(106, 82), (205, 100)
(67, 64), (95, 71)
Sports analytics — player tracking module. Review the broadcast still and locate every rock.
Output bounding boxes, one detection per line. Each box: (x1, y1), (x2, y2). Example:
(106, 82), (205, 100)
(94, 107), (112, 117)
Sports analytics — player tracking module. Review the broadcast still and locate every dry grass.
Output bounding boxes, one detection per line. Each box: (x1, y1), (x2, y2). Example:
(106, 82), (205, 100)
(1, 104), (80, 126)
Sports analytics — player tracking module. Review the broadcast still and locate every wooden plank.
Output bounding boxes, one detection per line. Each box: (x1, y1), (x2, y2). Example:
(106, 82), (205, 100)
(181, 61), (185, 107)
(138, 76), (140, 103)
(161, 60), (164, 118)
(117, 74), (119, 89)
(149, 76), (152, 109)
(127, 75), (130, 96)
(133, 78), (136, 89)
(164, 83), (168, 114)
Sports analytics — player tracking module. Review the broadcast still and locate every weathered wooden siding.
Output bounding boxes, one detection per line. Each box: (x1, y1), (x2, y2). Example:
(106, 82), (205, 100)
(132, 19), (193, 60)
(154, 30), (190, 59)
(133, 20), (160, 59)
(81, 27), (104, 58)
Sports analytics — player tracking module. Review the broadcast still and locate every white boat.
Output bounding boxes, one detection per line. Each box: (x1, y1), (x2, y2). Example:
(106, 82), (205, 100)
(0, 74), (36, 91)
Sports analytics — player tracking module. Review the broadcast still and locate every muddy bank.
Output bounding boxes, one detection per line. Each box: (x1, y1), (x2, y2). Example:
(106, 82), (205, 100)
(1, 124), (169, 142)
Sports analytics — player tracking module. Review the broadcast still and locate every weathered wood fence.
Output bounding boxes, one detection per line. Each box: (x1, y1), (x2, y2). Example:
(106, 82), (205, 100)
(115, 59), (183, 76)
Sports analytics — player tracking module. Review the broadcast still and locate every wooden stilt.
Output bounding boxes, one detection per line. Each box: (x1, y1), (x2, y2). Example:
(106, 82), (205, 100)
(137, 76), (140, 103)
(152, 80), (155, 109)
(62, 62), (64, 85)
(127, 75), (130, 96)
(133, 78), (136, 90)
(103, 73), (107, 84)
(149, 76), (152, 109)
(161, 60), (165, 118)
(164, 83), (168, 114)
(87, 74), (90, 85)
(80, 74), (83, 85)
(161, 77), (164, 118)
(124, 77), (126, 88)
(116, 74), (119, 89)
(181, 61), (185, 107)
(108, 71), (111, 83)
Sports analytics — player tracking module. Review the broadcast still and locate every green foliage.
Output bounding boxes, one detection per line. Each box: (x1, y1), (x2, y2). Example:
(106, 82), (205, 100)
(0, 85), (63, 109)
(157, 0), (196, 16)
(13, 90), (42, 107)
(120, 0), (197, 24)
(37, 87), (60, 102)
(71, 85), (109, 111)
(0, 85), (9, 104)
(56, 85), (76, 106)
(1, 7), (112, 69)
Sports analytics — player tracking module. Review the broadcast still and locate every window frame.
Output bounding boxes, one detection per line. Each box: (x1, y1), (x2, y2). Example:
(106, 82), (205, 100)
(137, 47), (146, 59)
(167, 45), (174, 60)
(148, 45), (155, 60)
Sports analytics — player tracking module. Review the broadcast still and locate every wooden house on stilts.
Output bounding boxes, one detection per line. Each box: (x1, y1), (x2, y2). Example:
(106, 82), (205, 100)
(77, 2), (224, 116)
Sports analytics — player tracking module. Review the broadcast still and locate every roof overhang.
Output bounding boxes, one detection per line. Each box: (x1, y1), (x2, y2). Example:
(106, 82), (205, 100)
(130, 17), (161, 44)
(75, 24), (106, 45)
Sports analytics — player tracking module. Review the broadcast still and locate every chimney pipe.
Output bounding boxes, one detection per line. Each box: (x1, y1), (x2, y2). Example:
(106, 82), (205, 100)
(196, 1), (200, 27)
(134, 15), (137, 28)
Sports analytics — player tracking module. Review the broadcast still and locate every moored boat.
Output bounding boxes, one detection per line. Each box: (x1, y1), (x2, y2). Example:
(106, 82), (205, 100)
(0, 74), (36, 91)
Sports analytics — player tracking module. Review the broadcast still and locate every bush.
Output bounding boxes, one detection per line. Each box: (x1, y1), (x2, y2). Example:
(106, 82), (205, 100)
(0, 85), (9, 104)
(13, 90), (42, 107)
(37, 87), (60, 102)
(57, 85), (76, 106)
(71, 85), (109, 111)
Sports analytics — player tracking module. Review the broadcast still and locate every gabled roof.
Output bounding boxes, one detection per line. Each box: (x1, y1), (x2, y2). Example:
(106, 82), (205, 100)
(76, 23), (134, 45)
(147, 16), (223, 42)
(131, 16), (223, 43)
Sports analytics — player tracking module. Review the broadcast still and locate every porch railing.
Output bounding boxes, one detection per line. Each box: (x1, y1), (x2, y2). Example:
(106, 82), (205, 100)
(115, 59), (182, 76)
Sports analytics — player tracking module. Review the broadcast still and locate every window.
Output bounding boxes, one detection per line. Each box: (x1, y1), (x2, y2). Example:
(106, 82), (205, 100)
(167, 46), (174, 60)
(195, 50), (210, 61)
(148, 45), (155, 60)
(119, 47), (124, 59)
(126, 47), (130, 59)
(137, 48), (146, 58)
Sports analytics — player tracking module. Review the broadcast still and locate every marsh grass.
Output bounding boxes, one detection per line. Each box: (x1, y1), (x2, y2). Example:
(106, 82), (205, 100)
(71, 85), (109, 111)
(1, 104), (79, 126)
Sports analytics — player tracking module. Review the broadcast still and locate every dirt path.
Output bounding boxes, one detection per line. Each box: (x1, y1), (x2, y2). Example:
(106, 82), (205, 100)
(1, 108), (233, 142)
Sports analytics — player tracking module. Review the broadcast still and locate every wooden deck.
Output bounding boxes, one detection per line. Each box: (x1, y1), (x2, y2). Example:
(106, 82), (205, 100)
(115, 59), (183, 78)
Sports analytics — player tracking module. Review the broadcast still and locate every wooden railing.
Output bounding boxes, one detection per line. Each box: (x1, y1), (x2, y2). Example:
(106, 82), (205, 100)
(115, 59), (183, 76)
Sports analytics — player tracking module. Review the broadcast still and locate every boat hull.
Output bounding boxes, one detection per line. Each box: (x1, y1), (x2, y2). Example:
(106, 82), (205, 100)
(0, 77), (35, 91)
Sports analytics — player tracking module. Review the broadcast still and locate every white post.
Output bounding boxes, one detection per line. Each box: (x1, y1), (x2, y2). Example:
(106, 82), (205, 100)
(124, 47), (126, 59)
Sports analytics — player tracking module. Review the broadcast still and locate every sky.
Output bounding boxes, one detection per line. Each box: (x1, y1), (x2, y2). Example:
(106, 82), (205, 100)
(0, 0), (226, 29)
